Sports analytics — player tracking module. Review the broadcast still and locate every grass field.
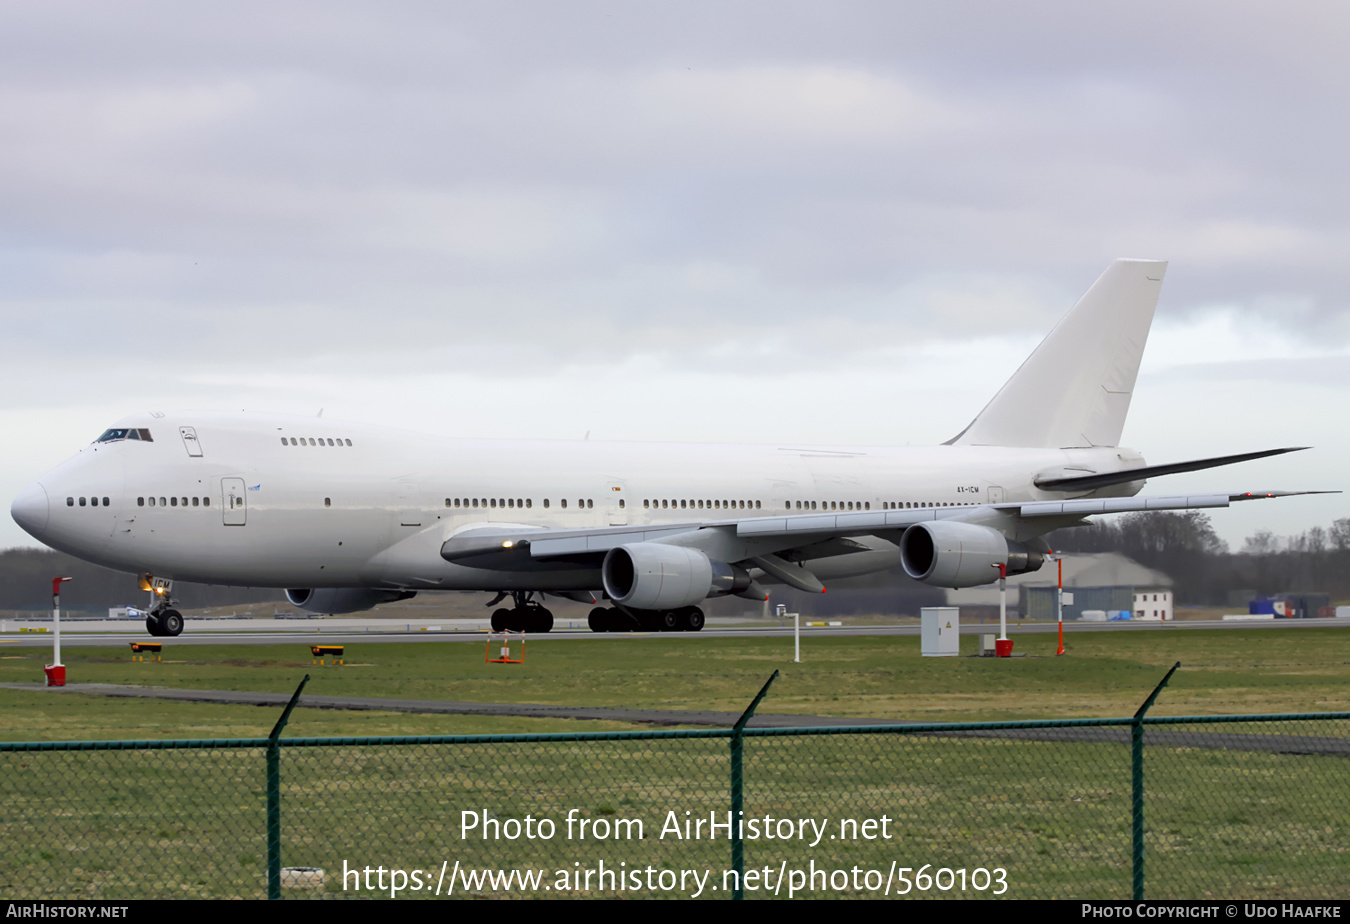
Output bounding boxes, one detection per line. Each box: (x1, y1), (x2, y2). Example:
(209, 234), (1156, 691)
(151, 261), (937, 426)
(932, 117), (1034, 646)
(2, 627), (1347, 900)
(1, 626), (1348, 741)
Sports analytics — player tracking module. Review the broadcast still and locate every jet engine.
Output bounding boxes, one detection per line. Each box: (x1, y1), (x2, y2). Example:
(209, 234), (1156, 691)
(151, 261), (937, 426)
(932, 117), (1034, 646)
(602, 543), (751, 610)
(899, 521), (1044, 588)
(285, 588), (416, 614)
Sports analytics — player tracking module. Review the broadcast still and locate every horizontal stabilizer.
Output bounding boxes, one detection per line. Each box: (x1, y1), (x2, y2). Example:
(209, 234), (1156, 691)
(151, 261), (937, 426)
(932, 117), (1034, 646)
(1018, 489), (1337, 518)
(1035, 447), (1309, 492)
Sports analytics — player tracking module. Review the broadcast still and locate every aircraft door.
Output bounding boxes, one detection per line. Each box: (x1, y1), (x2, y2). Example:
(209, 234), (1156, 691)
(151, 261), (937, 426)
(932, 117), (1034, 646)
(222, 478), (247, 525)
(606, 481), (627, 526)
(179, 427), (204, 457)
(395, 481), (422, 528)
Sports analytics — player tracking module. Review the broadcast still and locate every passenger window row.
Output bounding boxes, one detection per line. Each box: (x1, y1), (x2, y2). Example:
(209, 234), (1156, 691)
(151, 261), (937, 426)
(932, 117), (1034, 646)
(443, 498), (599, 510)
(136, 497), (211, 507)
(644, 499), (761, 510)
(67, 496), (110, 507)
(281, 437), (352, 447)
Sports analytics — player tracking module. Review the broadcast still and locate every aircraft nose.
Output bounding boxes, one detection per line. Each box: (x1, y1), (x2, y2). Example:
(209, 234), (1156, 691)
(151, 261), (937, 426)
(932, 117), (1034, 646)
(11, 481), (50, 539)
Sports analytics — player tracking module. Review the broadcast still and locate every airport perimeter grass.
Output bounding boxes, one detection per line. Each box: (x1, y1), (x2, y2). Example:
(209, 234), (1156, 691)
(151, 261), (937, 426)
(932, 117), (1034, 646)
(3, 628), (1348, 899)
(0, 626), (1348, 740)
(5, 719), (1347, 899)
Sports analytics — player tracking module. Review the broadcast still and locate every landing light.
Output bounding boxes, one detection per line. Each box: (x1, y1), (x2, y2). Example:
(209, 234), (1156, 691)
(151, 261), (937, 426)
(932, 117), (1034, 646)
(502, 541), (514, 549)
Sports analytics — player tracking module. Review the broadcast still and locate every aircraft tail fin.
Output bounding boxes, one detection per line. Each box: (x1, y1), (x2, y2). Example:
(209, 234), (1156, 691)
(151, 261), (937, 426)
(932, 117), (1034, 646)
(947, 258), (1167, 449)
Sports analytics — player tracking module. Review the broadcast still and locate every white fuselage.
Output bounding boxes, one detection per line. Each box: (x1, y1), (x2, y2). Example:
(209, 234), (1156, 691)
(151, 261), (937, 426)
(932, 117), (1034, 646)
(12, 411), (1144, 594)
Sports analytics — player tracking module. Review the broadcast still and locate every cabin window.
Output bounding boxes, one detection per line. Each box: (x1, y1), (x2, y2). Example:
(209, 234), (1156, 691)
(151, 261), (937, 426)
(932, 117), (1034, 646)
(543, 499), (550, 508)
(67, 497), (74, 506)
(203, 497), (209, 506)
(170, 497), (177, 507)
(325, 498), (331, 507)
(280, 437), (288, 446)
(191, 497), (199, 507)
(525, 499), (531, 508)
(345, 439), (352, 446)
(561, 499), (567, 508)
(618, 499), (624, 508)
(137, 497), (144, 507)
(490, 499), (496, 508)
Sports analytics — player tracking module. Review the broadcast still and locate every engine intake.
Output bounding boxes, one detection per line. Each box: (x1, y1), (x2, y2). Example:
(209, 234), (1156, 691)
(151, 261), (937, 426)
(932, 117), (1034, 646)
(899, 521), (1044, 588)
(602, 543), (750, 610)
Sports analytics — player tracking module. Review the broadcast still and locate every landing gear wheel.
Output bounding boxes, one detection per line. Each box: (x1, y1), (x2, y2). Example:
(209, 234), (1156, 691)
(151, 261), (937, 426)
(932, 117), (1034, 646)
(657, 610), (680, 632)
(678, 607), (705, 632)
(491, 609), (512, 631)
(588, 607), (609, 633)
(524, 606), (553, 633)
(145, 614), (164, 637)
(160, 609), (184, 637)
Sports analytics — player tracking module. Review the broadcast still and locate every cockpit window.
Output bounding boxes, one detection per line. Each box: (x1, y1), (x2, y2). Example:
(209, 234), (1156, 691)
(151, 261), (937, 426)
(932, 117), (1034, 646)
(95, 428), (152, 443)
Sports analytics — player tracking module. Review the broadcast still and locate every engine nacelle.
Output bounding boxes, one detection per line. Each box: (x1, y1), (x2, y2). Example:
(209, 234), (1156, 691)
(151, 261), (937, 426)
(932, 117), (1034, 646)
(899, 521), (1044, 588)
(602, 543), (750, 610)
(285, 588), (416, 614)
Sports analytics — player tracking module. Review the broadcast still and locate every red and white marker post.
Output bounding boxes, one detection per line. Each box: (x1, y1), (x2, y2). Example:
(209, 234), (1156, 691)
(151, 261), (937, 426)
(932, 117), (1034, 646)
(46, 576), (72, 686)
(995, 563), (1014, 657)
(1055, 555), (1066, 656)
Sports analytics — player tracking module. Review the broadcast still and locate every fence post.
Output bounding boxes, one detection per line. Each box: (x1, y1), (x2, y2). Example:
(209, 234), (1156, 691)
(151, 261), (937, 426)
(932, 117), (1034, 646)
(267, 675), (310, 901)
(730, 670), (779, 901)
(1131, 661), (1179, 901)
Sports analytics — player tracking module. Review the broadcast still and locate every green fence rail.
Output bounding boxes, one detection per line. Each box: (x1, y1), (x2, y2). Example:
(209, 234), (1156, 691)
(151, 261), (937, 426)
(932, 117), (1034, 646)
(3, 674), (1348, 900)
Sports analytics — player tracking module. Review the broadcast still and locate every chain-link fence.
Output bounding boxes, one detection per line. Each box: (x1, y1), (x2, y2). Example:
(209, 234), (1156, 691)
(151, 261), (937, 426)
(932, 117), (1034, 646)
(3, 680), (1346, 900)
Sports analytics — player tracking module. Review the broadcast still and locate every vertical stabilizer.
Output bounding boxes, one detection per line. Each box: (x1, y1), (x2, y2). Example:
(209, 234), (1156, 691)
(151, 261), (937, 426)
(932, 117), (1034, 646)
(948, 259), (1166, 449)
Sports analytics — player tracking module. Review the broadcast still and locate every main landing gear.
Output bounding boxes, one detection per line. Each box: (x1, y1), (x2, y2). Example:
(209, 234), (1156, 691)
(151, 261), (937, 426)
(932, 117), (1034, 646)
(140, 573), (184, 638)
(488, 591), (554, 633)
(587, 606), (705, 633)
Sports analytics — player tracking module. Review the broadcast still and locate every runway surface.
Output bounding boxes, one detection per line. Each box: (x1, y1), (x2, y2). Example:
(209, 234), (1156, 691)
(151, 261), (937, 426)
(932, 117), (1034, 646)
(3, 614), (1347, 648)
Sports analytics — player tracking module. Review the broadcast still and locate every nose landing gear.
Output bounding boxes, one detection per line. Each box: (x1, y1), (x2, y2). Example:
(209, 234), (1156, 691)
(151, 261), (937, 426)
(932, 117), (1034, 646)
(140, 574), (184, 637)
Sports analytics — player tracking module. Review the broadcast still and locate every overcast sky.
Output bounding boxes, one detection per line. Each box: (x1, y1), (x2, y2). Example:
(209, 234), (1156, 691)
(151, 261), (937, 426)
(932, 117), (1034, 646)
(3, 1), (1349, 551)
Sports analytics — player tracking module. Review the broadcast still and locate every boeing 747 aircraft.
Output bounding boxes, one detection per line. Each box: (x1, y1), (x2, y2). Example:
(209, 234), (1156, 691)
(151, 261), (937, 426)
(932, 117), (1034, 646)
(9, 260), (1322, 636)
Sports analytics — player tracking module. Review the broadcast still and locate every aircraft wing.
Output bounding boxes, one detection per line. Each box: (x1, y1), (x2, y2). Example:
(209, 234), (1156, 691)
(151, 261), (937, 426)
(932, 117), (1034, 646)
(439, 489), (1331, 577)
